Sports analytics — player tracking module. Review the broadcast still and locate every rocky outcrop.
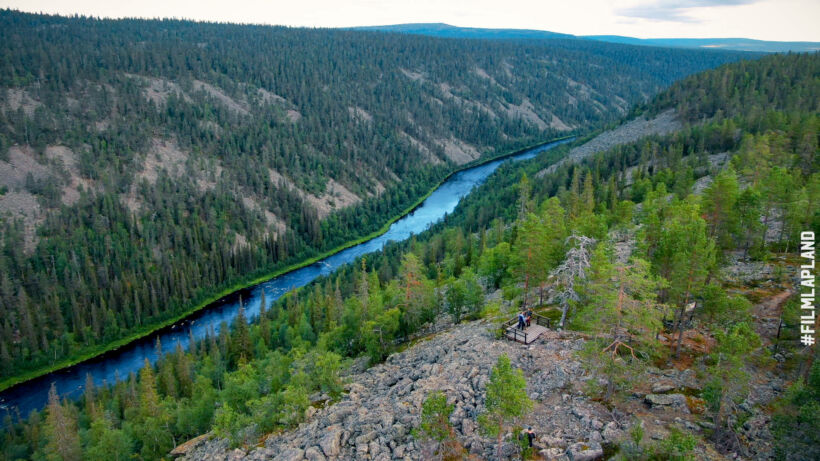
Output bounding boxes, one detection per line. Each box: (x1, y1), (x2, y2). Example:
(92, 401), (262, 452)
(181, 321), (629, 460)
(176, 312), (796, 461)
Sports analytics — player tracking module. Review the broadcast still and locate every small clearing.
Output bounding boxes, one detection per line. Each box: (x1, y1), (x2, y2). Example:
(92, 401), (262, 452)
(45, 145), (90, 205)
(286, 109), (302, 122)
(126, 74), (190, 105)
(0, 145), (51, 190)
(3, 89), (41, 116)
(241, 195), (287, 235)
(138, 138), (188, 184)
(269, 169), (361, 218)
(473, 66), (498, 85)
(398, 131), (442, 165)
(502, 98), (548, 130)
(0, 190), (42, 253)
(550, 114), (573, 131)
(192, 80), (250, 116)
(303, 179), (362, 219)
(399, 68), (426, 82)
(437, 137), (481, 165)
(348, 106), (373, 124)
(256, 88), (287, 105)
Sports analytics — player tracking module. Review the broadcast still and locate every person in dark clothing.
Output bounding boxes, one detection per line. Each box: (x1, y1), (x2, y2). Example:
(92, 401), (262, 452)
(526, 427), (535, 447)
(525, 309), (533, 327)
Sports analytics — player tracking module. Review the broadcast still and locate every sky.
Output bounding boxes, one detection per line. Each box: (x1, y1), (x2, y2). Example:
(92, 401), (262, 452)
(1, 0), (818, 41)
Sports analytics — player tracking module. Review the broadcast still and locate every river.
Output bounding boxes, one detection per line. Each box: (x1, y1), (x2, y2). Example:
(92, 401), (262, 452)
(0, 138), (571, 419)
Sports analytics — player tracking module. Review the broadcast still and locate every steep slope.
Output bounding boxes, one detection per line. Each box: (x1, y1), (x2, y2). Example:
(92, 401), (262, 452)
(0, 9), (752, 387)
(0, 52), (816, 461)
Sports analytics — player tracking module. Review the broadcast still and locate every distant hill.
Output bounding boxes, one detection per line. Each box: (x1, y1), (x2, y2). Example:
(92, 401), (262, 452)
(352, 23), (819, 53)
(352, 22), (573, 40)
(586, 35), (820, 53)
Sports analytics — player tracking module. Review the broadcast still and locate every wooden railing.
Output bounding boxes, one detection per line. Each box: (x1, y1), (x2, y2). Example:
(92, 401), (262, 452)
(503, 313), (551, 343)
(532, 313), (551, 328)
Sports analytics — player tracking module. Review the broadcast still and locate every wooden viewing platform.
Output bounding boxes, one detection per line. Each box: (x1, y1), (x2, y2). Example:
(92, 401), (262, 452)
(503, 313), (551, 344)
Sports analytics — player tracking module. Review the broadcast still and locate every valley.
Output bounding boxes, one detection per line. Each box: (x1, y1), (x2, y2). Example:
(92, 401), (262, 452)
(0, 7), (817, 461)
(0, 9), (750, 392)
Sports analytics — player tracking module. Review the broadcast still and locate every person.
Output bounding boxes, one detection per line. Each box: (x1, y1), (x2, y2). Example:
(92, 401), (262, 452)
(526, 427), (535, 448)
(525, 309), (533, 327)
(517, 311), (526, 330)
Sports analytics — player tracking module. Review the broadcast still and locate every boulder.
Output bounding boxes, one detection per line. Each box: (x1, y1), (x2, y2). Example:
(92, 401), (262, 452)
(276, 448), (304, 461)
(566, 441), (604, 461)
(170, 433), (211, 457)
(319, 426), (343, 457)
(651, 381), (676, 393)
(645, 393), (690, 413)
(304, 446), (326, 461)
(602, 422), (622, 442)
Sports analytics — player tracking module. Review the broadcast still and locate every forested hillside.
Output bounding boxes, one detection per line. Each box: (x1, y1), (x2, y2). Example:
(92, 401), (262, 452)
(0, 9), (751, 388)
(1, 50), (815, 460)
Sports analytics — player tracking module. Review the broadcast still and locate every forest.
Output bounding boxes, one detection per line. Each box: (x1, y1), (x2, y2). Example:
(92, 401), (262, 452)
(0, 8), (754, 389)
(1, 51), (816, 460)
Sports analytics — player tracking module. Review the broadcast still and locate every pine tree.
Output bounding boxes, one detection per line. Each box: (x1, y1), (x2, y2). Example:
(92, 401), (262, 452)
(576, 246), (666, 400)
(415, 391), (460, 460)
(478, 354), (533, 460)
(231, 306), (252, 364)
(43, 383), (81, 461)
(702, 167), (740, 249)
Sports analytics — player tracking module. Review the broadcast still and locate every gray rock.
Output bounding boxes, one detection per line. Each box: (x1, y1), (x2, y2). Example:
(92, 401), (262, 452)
(276, 448), (304, 461)
(678, 369), (701, 390)
(602, 422), (622, 441)
(318, 426), (343, 457)
(392, 423), (407, 439)
(227, 448), (246, 461)
(394, 444), (406, 458)
(304, 446), (326, 461)
(645, 394), (690, 413)
(355, 430), (378, 446)
(651, 381), (676, 393)
(566, 441), (604, 461)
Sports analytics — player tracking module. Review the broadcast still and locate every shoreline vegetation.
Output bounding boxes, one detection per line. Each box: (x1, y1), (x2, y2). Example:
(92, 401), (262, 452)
(0, 134), (574, 394)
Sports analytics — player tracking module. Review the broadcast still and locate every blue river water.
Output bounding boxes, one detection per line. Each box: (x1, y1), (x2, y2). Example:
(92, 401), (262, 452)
(0, 138), (571, 419)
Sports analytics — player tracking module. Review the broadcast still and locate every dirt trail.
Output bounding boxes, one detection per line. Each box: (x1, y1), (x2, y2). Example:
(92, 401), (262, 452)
(753, 289), (793, 345)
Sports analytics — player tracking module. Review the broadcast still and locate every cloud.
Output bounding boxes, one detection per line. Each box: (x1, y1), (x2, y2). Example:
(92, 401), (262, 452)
(616, 0), (760, 22)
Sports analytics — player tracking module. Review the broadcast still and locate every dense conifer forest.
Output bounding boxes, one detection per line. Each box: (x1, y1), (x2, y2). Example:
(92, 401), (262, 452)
(0, 9), (753, 388)
(1, 48), (816, 460)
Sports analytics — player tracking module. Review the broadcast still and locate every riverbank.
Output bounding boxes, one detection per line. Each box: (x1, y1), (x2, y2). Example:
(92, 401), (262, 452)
(0, 135), (575, 394)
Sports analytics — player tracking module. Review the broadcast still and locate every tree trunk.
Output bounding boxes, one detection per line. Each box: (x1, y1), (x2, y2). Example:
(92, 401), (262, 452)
(496, 423), (504, 461)
(559, 302), (568, 329)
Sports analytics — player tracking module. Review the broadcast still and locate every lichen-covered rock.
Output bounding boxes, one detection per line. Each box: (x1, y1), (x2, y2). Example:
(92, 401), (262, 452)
(566, 441), (604, 461)
(645, 393), (690, 413)
(318, 426), (343, 457)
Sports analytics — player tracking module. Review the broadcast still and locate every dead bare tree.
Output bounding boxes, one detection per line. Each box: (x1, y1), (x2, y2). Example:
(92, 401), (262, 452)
(549, 235), (596, 328)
